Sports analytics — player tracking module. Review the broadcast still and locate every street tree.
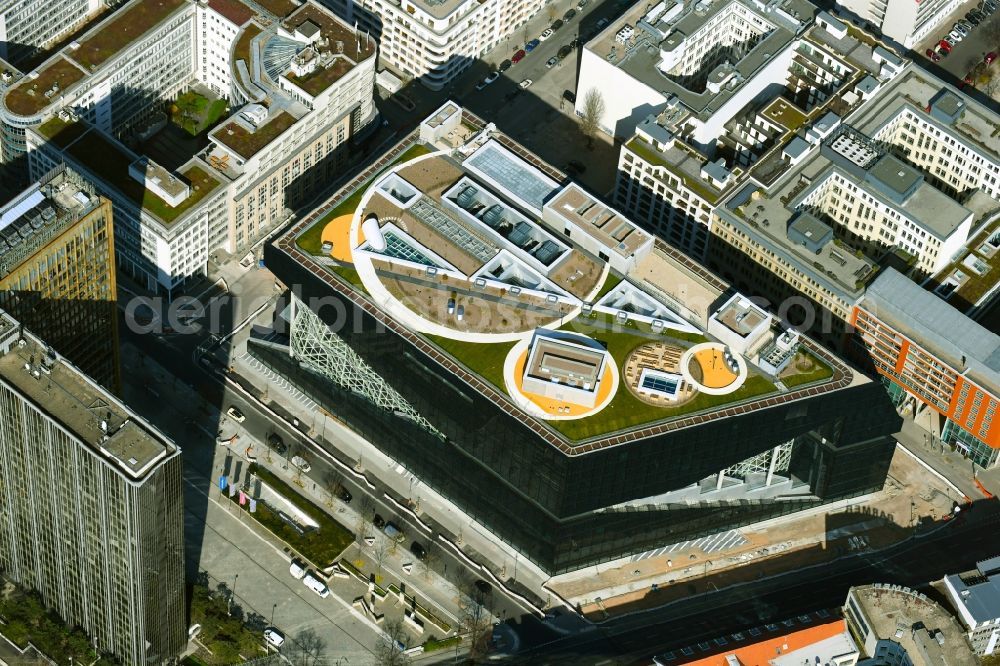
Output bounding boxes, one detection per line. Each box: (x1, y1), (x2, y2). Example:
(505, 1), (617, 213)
(370, 532), (391, 579)
(323, 468), (343, 506)
(459, 582), (492, 659)
(287, 628), (327, 666)
(374, 620), (410, 666)
(579, 89), (605, 149)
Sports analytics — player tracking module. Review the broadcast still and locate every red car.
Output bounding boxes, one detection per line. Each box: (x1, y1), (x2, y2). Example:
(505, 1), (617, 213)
(938, 39), (952, 52)
(987, 52), (998, 65)
(926, 48), (941, 61)
(511, 49), (526, 64)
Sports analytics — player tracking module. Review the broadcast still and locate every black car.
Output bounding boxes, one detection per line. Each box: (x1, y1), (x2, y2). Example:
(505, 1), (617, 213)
(475, 580), (493, 596)
(562, 89), (576, 103)
(551, 19), (564, 30)
(498, 59), (512, 72)
(267, 433), (288, 455)
(563, 8), (576, 19)
(335, 485), (352, 503)
(557, 44), (573, 59)
(373, 513), (386, 529)
(410, 541), (427, 560)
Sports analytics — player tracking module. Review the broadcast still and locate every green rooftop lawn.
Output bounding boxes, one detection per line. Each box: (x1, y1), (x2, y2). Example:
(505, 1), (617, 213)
(330, 264), (366, 291)
(244, 464), (354, 568)
(761, 99), (807, 131)
(296, 142), (433, 255)
(425, 335), (514, 392)
(780, 349), (834, 388)
(592, 272), (623, 301)
(625, 137), (722, 204)
(233, 23), (261, 65)
(36, 115), (88, 147)
(66, 128), (221, 224)
(170, 91), (228, 137)
(254, 0), (299, 17)
(4, 58), (86, 116)
(285, 57), (354, 98)
(215, 111), (295, 159)
(71, 0), (187, 70)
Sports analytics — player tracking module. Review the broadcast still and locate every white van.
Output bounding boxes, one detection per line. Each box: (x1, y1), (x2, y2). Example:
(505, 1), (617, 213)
(303, 573), (331, 598)
(289, 559), (307, 579)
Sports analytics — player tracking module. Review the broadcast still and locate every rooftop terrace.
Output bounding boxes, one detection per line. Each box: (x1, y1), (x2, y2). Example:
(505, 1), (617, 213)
(0, 319), (174, 480)
(69, 0), (188, 71)
(207, 0), (256, 25)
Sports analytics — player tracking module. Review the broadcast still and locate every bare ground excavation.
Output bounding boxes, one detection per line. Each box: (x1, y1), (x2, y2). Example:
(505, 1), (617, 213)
(549, 446), (964, 620)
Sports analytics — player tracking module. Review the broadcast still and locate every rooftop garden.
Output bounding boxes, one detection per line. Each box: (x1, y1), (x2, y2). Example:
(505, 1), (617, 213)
(625, 137), (723, 204)
(425, 335), (514, 391)
(242, 464), (354, 568)
(4, 58), (86, 116)
(232, 23), (261, 66)
(70, 0), (187, 70)
(284, 57), (355, 98)
(254, 0), (299, 17)
(296, 142), (433, 255)
(65, 128), (222, 224)
(214, 111), (296, 159)
(169, 90), (228, 137)
(761, 99), (808, 132)
(36, 115), (88, 147)
(780, 349), (834, 388)
(931, 215), (1000, 310)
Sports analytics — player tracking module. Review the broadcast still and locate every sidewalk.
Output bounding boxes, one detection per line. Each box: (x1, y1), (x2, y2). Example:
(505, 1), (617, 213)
(893, 417), (984, 498)
(226, 335), (553, 613)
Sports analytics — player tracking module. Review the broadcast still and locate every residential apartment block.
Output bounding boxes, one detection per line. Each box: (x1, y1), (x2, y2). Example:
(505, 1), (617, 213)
(943, 556), (1000, 655)
(833, 0), (962, 48)
(318, 0), (541, 90)
(0, 310), (185, 666)
(0, 165), (119, 391)
(852, 268), (999, 468)
(2, 0), (377, 296)
(845, 584), (979, 666)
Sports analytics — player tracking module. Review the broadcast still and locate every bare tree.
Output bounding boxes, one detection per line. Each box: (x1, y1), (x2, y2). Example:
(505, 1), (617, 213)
(374, 619), (410, 666)
(356, 494), (375, 546)
(370, 533), (391, 579)
(459, 583), (493, 659)
(287, 628), (327, 666)
(579, 89), (605, 149)
(323, 468), (343, 507)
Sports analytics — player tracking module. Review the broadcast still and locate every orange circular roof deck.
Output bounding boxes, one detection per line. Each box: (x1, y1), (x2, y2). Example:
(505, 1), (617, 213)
(690, 347), (739, 389)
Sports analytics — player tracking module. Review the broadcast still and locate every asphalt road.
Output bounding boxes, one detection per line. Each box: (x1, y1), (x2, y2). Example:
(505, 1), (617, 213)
(495, 500), (1000, 664)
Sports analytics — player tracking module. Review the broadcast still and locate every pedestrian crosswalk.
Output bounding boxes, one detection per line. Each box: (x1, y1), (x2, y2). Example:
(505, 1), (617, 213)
(629, 530), (748, 562)
(239, 352), (319, 412)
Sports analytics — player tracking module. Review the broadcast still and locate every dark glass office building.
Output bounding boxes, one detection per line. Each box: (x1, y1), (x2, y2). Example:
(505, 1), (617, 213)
(261, 240), (901, 574)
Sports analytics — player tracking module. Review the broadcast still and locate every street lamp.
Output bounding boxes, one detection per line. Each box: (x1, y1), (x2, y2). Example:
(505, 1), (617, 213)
(271, 603), (277, 628)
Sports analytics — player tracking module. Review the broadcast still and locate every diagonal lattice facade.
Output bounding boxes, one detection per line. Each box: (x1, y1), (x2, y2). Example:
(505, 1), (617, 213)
(722, 438), (793, 480)
(289, 295), (437, 433)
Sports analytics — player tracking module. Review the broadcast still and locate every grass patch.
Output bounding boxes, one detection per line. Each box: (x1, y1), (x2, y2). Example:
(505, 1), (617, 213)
(214, 111), (296, 159)
(181, 656), (210, 666)
(285, 58), (354, 97)
(423, 636), (461, 652)
(241, 464), (354, 568)
(330, 265), (366, 291)
(71, 0), (187, 69)
(781, 350), (834, 388)
(233, 23), (262, 65)
(189, 585), (263, 665)
(5, 58), (86, 116)
(425, 335), (514, 392)
(565, 311), (707, 344)
(0, 586), (115, 665)
(170, 91), (228, 136)
(295, 142), (434, 255)
(36, 115), (88, 147)
(593, 272), (623, 301)
(625, 137), (721, 203)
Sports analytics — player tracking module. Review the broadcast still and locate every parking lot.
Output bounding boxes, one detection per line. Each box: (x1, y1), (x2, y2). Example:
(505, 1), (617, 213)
(917, 0), (1000, 84)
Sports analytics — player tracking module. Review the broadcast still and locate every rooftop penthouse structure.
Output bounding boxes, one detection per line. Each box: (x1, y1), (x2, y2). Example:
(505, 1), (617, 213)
(260, 103), (901, 573)
(5, 0), (377, 296)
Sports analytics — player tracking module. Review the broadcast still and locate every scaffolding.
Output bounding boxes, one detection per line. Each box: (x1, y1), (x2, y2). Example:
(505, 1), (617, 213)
(288, 295), (437, 434)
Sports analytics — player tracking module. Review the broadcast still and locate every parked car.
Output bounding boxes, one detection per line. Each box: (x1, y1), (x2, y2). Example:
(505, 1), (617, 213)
(538, 28), (554, 41)
(546, 56), (559, 68)
(335, 485), (353, 503)
(926, 48), (941, 62)
(267, 433), (287, 455)
(226, 406), (245, 422)
(475, 72), (500, 90)
(965, 11), (981, 24)
(498, 58), (512, 71)
(410, 541), (427, 560)
(291, 456), (311, 473)
(577, 0), (588, 7)
(947, 30), (964, 43)
(563, 8), (576, 19)
(264, 628), (285, 648)
(519, 79), (533, 88)
(938, 39), (952, 52)
(987, 52), (998, 65)
(303, 573), (331, 598)
(525, 38), (541, 52)
(289, 559), (307, 579)
(557, 44), (573, 58)
(475, 580), (493, 596)
(562, 89), (576, 103)
(551, 19), (564, 30)
(383, 521), (405, 542)
(373, 513), (386, 529)
(511, 49), (526, 63)
(957, 19), (973, 31)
